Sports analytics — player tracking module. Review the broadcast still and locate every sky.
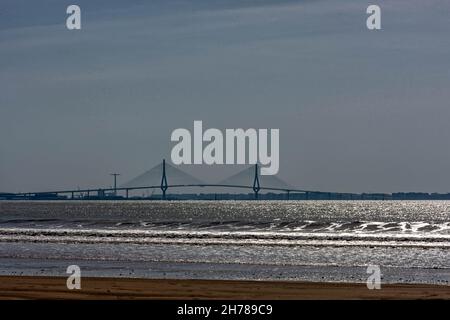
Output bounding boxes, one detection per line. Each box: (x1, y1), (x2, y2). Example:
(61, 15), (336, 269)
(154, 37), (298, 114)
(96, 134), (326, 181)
(1, 0), (450, 193)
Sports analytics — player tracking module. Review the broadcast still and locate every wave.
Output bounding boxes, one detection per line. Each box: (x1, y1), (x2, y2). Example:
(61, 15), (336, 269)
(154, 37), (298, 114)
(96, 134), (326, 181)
(0, 224), (449, 248)
(1, 219), (450, 233)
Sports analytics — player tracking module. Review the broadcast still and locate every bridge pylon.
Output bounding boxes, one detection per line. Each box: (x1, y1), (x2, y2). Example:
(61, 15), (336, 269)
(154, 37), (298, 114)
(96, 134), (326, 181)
(252, 164), (261, 200)
(160, 159), (168, 200)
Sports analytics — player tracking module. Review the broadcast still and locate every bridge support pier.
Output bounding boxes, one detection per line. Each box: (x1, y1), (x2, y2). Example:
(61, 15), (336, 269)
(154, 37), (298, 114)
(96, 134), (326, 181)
(126, 189), (129, 199)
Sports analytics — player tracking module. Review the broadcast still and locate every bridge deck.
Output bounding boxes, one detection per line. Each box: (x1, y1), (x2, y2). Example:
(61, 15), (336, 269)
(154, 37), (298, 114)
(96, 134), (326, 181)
(7, 184), (315, 197)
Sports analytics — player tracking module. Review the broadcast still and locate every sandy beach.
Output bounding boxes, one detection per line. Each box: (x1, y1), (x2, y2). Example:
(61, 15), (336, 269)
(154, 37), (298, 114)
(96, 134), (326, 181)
(0, 276), (448, 300)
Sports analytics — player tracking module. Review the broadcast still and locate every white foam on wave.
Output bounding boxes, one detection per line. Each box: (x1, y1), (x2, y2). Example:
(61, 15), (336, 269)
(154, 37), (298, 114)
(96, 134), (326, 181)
(0, 224), (450, 248)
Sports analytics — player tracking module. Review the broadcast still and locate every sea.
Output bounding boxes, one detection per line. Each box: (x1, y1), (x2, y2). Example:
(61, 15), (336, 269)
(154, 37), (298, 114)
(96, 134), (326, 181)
(0, 200), (449, 285)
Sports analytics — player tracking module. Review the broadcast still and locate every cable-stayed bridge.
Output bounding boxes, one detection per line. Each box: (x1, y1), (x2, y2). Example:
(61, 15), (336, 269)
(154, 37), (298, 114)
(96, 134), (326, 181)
(0, 159), (388, 200)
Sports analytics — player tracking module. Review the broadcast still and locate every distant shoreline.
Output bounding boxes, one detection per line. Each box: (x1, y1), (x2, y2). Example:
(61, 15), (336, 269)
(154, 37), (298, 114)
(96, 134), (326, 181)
(4, 194), (450, 200)
(0, 276), (449, 300)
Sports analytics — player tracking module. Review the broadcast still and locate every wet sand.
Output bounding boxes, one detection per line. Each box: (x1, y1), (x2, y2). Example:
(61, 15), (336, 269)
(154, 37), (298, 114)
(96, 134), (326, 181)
(0, 276), (449, 299)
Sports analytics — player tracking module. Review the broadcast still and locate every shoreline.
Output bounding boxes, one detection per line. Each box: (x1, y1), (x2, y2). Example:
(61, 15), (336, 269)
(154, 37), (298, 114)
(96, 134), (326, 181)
(0, 276), (449, 300)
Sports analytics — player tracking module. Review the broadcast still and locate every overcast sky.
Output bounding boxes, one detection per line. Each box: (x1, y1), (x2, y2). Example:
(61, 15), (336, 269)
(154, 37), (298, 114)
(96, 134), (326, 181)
(1, 0), (450, 193)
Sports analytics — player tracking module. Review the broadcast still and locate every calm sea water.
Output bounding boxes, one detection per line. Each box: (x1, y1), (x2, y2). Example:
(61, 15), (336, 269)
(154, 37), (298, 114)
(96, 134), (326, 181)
(0, 200), (449, 284)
